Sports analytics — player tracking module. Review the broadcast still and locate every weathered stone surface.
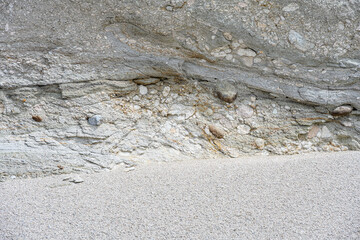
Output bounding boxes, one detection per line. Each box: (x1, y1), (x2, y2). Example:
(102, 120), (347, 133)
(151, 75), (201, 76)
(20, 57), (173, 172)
(1, 0), (360, 178)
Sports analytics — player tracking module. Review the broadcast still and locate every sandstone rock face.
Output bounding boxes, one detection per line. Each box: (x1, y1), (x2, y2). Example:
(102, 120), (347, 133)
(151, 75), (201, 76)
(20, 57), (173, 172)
(0, 0), (359, 179)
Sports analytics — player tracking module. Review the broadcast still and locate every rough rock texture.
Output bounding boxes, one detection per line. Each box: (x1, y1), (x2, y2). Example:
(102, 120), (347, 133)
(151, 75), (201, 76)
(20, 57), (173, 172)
(1, 0), (359, 178)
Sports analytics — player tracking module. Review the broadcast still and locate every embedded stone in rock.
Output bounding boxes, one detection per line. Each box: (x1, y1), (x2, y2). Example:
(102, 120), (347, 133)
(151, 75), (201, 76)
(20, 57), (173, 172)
(69, 175), (84, 184)
(320, 126), (332, 139)
(288, 30), (315, 52)
(209, 125), (226, 139)
(88, 115), (102, 126)
(134, 78), (160, 86)
(215, 82), (238, 103)
(237, 105), (254, 119)
(283, 3), (299, 12)
(139, 85), (148, 95)
(162, 86), (171, 97)
(237, 48), (256, 57)
(237, 125), (251, 135)
(32, 115), (43, 122)
(332, 105), (353, 116)
(255, 138), (265, 149)
(307, 125), (320, 139)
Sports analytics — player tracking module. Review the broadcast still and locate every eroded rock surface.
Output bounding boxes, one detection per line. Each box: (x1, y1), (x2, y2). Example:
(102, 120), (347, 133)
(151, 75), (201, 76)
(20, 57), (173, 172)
(1, 0), (359, 178)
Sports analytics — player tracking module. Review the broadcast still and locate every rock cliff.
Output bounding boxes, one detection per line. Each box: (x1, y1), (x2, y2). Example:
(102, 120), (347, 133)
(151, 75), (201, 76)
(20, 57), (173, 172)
(1, 0), (359, 178)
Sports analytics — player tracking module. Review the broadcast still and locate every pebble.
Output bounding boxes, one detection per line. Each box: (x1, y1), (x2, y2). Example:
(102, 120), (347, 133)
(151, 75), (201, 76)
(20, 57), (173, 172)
(320, 126), (332, 139)
(88, 115), (102, 126)
(288, 30), (314, 52)
(255, 138), (265, 149)
(223, 32), (233, 41)
(215, 82), (238, 103)
(209, 124), (226, 139)
(237, 125), (251, 135)
(332, 105), (353, 116)
(139, 85), (148, 95)
(307, 125), (320, 139)
(340, 121), (352, 127)
(240, 56), (254, 67)
(237, 48), (257, 57)
(166, 6), (173, 11)
(237, 104), (254, 118)
(32, 115), (43, 122)
(162, 86), (171, 97)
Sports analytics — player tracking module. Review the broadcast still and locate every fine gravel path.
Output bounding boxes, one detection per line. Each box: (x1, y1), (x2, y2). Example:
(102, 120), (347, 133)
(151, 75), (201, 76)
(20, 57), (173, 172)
(1, 152), (359, 239)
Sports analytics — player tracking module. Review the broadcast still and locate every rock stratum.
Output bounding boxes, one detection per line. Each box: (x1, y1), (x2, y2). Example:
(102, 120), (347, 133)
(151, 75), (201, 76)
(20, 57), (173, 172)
(1, 0), (359, 178)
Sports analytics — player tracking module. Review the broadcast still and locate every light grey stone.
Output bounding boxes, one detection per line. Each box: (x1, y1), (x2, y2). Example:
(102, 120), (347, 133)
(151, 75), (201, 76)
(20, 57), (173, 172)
(288, 30), (315, 52)
(237, 49), (256, 57)
(88, 115), (102, 126)
(237, 105), (254, 119)
(255, 139), (265, 150)
(320, 126), (332, 139)
(237, 125), (251, 135)
(139, 85), (148, 95)
(69, 176), (84, 184)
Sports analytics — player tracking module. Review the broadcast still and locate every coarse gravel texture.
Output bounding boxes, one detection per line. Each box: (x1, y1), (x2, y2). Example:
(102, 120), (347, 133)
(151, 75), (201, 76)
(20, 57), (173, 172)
(1, 151), (360, 239)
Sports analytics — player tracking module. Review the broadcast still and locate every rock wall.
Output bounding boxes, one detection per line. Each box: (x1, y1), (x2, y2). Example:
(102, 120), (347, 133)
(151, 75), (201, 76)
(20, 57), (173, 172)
(1, 0), (359, 179)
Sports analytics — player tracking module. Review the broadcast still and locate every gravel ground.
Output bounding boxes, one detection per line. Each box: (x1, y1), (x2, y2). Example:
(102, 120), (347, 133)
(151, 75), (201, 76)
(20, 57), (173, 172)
(1, 152), (359, 239)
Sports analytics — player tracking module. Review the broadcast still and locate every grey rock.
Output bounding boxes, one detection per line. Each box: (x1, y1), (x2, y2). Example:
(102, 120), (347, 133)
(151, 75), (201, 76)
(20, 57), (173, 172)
(1, 0), (360, 178)
(88, 115), (102, 126)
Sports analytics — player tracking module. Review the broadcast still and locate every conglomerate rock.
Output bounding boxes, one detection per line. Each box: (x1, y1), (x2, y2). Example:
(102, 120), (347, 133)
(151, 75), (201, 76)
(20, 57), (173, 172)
(0, 0), (359, 178)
